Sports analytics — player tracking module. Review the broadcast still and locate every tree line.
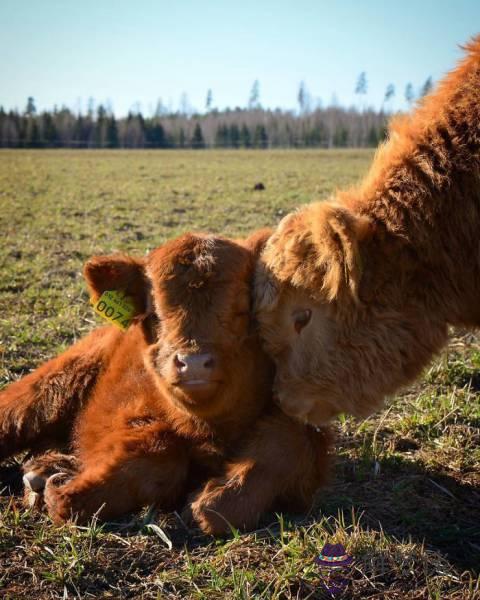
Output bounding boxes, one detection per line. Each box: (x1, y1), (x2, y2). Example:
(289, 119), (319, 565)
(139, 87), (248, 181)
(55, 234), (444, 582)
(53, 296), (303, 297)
(0, 102), (387, 149)
(0, 77), (433, 149)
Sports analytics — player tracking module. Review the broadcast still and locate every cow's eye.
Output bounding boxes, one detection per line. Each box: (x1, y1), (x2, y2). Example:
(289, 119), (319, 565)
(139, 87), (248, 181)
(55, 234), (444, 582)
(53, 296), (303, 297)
(293, 309), (312, 334)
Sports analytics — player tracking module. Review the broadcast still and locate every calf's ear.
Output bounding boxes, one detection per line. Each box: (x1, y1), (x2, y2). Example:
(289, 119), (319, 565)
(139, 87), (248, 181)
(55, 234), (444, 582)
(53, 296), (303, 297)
(241, 227), (273, 258)
(83, 254), (150, 315)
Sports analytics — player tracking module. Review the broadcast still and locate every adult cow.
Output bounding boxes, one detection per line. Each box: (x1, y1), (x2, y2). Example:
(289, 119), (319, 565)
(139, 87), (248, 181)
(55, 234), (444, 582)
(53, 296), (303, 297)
(255, 36), (480, 425)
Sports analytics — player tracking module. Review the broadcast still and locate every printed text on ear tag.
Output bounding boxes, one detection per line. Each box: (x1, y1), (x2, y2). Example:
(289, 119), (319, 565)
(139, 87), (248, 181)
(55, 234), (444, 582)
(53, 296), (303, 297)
(91, 290), (137, 330)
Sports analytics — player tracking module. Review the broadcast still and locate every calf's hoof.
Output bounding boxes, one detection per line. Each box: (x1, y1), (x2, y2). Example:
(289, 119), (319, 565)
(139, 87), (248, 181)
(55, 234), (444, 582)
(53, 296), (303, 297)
(22, 453), (78, 513)
(44, 473), (74, 524)
(189, 479), (254, 536)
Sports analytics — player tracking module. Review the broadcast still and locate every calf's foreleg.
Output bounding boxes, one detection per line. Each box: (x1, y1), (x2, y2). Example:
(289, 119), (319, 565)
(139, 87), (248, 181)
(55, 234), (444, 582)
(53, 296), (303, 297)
(189, 411), (331, 535)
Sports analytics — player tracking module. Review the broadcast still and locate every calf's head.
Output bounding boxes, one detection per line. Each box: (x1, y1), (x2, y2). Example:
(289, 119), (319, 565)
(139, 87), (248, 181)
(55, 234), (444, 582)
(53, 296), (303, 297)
(85, 232), (272, 420)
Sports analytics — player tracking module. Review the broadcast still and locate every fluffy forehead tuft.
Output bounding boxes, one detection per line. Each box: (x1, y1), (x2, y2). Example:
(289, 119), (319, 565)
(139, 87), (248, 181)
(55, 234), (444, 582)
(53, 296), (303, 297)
(254, 210), (313, 312)
(146, 233), (253, 293)
(256, 200), (372, 310)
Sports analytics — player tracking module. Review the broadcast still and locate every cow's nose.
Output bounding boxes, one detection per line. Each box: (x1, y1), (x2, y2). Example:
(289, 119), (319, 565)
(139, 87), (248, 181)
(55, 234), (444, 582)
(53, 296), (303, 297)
(174, 353), (215, 379)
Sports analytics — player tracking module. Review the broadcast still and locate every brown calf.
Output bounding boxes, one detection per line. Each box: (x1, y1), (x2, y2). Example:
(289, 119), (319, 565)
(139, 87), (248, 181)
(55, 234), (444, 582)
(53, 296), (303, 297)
(0, 231), (330, 534)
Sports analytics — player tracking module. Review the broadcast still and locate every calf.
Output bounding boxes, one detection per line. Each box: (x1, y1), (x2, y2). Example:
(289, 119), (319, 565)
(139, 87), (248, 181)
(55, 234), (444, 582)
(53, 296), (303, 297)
(1, 231), (330, 534)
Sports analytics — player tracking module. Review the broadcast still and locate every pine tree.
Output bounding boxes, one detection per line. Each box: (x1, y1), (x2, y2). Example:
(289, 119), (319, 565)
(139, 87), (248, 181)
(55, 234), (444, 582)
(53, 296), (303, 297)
(28, 120), (41, 147)
(248, 80), (260, 109)
(405, 83), (415, 106)
(215, 124), (229, 147)
(73, 115), (85, 147)
(42, 113), (58, 146)
(96, 105), (108, 147)
(253, 124), (268, 148)
(124, 112), (146, 148)
(205, 89), (213, 112)
(107, 116), (119, 148)
(25, 97), (36, 116)
(229, 124), (240, 148)
(384, 83), (395, 104)
(333, 125), (348, 147)
(298, 81), (309, 114)
(191, 123), (205, 148)
(355, 72), (367, 96)
(305, 122), (326, 147)
(148, 122), (165, 148)
(420, 76), (433, 98)
(367, 126), (379, 147)
(240, 124), (251, 148)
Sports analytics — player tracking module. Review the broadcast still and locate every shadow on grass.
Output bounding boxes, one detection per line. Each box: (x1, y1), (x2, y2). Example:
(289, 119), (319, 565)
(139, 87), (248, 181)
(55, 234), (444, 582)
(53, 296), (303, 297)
(316, 447), (480, 574)
(0, 459), (24, 496)
(1, 445), (479, 575)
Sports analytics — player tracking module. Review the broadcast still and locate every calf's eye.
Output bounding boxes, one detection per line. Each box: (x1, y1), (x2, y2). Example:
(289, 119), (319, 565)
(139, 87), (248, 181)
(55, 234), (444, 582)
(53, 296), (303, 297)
(293, 309), (312, 334)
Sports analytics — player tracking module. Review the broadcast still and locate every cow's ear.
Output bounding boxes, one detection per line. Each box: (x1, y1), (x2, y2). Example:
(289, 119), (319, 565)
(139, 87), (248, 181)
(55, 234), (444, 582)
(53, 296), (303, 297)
(306, 202), (374, 303)
(83, 254), (150, 315)
(254, 258), (281, 313)
(262, 203), (374, 305)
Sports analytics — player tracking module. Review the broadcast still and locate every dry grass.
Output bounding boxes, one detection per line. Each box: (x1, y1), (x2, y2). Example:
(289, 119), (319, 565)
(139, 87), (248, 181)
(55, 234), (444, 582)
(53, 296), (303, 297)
(0, 149), (479, 599)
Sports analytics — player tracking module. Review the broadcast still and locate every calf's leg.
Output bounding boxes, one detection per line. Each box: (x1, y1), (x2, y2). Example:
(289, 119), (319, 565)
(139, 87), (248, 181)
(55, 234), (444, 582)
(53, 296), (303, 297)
(189, 411), (331, 535)
(43, 431), (189, 524)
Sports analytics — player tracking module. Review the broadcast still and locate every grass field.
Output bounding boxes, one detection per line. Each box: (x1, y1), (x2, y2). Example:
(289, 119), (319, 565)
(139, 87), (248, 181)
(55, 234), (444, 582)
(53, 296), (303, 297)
(0, 149), (479, 599)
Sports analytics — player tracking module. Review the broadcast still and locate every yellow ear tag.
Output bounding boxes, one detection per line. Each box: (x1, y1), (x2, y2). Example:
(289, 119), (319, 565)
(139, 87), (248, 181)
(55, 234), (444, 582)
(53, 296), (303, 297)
(91, 290), (138, 330)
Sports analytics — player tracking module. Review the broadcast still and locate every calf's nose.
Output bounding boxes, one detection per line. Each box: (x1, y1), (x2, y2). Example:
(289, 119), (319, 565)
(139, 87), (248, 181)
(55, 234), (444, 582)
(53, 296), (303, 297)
(174, 353), (215, 379)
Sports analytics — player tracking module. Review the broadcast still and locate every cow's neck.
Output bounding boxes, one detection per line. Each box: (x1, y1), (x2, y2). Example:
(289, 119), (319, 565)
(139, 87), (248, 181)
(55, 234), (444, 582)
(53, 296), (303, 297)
(350, 51), (480, 328)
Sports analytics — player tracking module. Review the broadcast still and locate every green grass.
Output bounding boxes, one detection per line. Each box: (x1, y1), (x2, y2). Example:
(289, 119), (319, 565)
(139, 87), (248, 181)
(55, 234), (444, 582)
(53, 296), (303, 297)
(0, 149), (479, 599)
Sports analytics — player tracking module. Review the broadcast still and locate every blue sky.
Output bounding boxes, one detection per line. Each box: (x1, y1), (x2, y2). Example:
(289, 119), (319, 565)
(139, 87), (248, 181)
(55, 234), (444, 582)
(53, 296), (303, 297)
(1, 0), (479, 116)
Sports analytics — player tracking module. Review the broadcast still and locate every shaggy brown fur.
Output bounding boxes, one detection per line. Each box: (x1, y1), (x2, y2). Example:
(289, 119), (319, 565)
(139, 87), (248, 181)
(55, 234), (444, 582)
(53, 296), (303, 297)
(0, 231), (330, 534)
(0, 327), (117, 460)
(255, 36), (480, 425)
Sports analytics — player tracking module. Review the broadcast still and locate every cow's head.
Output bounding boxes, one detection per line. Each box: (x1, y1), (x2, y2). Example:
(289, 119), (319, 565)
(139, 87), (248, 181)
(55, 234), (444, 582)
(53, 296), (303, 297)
(255, 202), (381, 425)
